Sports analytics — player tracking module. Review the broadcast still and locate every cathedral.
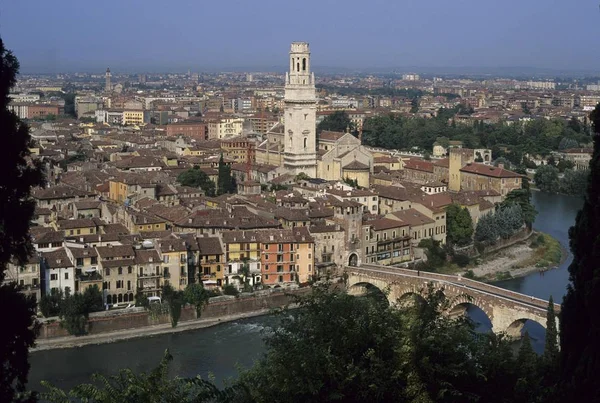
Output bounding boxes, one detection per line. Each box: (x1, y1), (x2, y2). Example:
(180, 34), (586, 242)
(256, 42), (372, 185)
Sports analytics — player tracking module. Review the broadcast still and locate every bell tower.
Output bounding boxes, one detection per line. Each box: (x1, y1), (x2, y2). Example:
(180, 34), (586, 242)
(105, 67), (112, 92)
(283, 42), (317, 177)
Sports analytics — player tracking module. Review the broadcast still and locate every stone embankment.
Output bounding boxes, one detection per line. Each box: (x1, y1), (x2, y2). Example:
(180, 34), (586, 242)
(34, 288), (309, 350)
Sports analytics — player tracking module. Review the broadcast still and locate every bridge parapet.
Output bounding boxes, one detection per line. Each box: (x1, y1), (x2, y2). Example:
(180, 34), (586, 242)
(347, 264), (560, 338)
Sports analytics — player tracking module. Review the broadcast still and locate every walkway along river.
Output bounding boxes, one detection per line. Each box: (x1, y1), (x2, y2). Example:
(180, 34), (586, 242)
(28, 191), (582, 393)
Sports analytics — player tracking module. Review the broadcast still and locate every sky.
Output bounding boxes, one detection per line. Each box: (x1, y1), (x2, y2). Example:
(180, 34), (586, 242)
(0, 0), (599, 74)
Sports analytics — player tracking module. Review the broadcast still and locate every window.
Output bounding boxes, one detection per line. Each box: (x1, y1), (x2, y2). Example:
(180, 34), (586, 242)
(50, 273), (58, 281)
(278, 275), (283, 283)
(118, 267), (123, 275)
(277, 265), (283, 272)
(127, 280), (131, 291)
(64, 272), (69, 280)
(76, 258), (83, 266)
(217, 265), (221, 272)
(308, 253), (311, 259)
(91, 256), (97, 264)
(128, 266), (132, 274)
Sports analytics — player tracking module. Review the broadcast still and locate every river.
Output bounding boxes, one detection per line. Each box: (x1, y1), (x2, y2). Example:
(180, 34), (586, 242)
(28, 191), (583, 394)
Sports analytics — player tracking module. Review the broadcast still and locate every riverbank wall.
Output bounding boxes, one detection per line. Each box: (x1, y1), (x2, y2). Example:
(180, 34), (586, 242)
(37, 288), (310, 341)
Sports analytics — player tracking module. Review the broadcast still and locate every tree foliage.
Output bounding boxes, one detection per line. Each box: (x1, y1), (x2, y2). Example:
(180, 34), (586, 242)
(177, 167), (215, 197)
(534, 164), (560, 193)
(417, 238), (447, 269)
(0, 37), (45, 403)
(446, 203), (474, 246)
(361, 111), (590, 157)
(316, 111), (354, 136)
(162, 284), (184, 328)
(59, 285), (104, 336)
(558, 169), (588, 196)
(559, 103), (600, 401)
(475, 205), (524, 246)
(501, 189), (538, 228)
(183, 283), (210, 317)
(217, 154), (235, 196)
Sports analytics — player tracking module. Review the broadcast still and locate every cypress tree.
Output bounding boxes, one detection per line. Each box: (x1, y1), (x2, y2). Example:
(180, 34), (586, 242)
(544, 296), (559, 365)
(559, 103), (600, 401)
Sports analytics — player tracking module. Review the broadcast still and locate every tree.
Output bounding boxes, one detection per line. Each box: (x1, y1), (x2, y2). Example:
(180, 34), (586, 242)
(501, 189), (537, 228)
(544, 296), (559, 367)
(0, 37), (45, 403)
(474, 212), (499, 245)
(558, 169), (588, 196)
(161, 284), (184, 328)
(59, 285), (104, 336)
(177, 167), (215, 196)
(556, 159), (574, 173)
(534, 165), (560, 193)
(417, 238), (446, 269)
(446, 204), (474, 246)
(559, 103), (600, 401)
(410, 97), (419, 113)
(316, 111), (353, 135)
(217, 154), (235, 195)
(39, 288), (62, 317)
(514, 332), (540, 402)
(558, 137), (579, 151)
(183, 283), (210, 317)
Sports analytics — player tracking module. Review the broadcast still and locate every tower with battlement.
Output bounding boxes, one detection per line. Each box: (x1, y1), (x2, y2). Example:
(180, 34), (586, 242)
(105, 67), (112, 92)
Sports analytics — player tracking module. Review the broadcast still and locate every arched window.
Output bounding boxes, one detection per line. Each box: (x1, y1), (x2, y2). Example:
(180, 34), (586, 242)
(302, 58), (306, 71)
(297, 62), (300, 72)
(304, 138), (307, 149)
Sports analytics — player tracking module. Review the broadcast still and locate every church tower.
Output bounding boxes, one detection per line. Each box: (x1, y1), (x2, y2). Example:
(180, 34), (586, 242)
(283, 42), (317, 177)
(105, 67), (112, 92)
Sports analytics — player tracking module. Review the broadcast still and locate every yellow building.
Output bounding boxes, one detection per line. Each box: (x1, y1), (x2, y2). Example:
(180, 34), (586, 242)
(55, 219), (97, 237)
(122, 110), (144, 126)
(196, 237), (225, 286)
(157, 238), (188, 291)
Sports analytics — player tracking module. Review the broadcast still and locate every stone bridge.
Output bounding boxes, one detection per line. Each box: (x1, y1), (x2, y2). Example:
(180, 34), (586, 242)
(346, 264), (561, 338)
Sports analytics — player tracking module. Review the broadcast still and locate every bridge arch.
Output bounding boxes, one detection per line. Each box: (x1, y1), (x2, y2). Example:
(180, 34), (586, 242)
(396, 290), (427, 308)
(348, 253), (359, 267)
(505, 318), (546, 339)
(347, 281), (389, 304)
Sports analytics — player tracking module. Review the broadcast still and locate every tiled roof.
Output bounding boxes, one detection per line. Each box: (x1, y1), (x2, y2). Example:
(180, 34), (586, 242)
(460, 163), (522, 178)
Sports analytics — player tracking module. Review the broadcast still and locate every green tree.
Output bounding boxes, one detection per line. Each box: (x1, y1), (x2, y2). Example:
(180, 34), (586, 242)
(556, 159), (575, 173)
(544, 296), (559, 367)
(474, 212), (499, 245)
(161, 284), (184, 328)
(559, 103), (600, 401)
(558, 169), (588, 196)
(183, 283), (210, 317)
(0, 37), (45, 403)
(534, 165), (560, 193)
(410, 97), (419, 113)
(59, 285), (104, 336)
(445, 203), (474, 246)
(217, 154), (235, 195)
(177, 167), (215, 196)
(514, 332), (540, 402)
(316, 111), (354, 136)
(39, 288), (63, 317)
(417, 238), (446, 269)
(501, 189), (538, 228)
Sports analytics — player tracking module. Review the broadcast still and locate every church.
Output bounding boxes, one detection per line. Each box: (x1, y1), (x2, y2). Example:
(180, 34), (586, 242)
(256, 42), (372, 185)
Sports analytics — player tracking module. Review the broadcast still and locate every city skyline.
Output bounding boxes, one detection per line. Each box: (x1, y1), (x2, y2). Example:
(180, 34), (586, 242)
(1, 0), (599, 74)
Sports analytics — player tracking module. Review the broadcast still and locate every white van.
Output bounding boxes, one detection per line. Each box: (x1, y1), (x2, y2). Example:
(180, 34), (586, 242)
(147, 296), (162, 304)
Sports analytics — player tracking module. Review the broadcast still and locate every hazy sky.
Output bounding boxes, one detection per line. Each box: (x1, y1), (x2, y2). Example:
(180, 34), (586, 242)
(1, 0), (599, 73)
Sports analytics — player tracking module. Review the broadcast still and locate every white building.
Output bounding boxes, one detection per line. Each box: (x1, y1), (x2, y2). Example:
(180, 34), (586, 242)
(42, 248), (76, 296)
(9, 93), (41, 103)
(282, 42), (318, 177)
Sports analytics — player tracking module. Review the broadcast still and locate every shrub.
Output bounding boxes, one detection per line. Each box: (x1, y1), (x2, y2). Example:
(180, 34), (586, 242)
(464, 270), (475, 279)
(453, 253), (470, 268)
(223, 284), (239, 296)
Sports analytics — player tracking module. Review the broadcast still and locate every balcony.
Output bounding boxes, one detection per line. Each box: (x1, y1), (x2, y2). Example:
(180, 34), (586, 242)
(77, 272), (103, 282)
(139, 272), (161, 278)
(163, 273), (171, 279)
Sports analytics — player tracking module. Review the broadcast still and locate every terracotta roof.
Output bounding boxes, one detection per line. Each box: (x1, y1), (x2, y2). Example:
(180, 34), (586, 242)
(96, 245), (135, 259)
(197, 237), (223, 256)
(41, 248), (73, 269)
(460, 163), (522, 178)
(403, 159), (433, 173)
(319, 130), (346, 141)
(389, 208), (435, 226)
(563, 148), (592, 154)
(343, 160), (370, 170)
(370, 217), (410, 231)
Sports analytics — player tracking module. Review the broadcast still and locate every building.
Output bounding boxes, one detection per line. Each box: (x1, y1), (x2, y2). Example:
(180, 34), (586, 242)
(123, 110), (145, 126)
(42, 248), (75, 296)
(105, 67), (112, 92)
(459, 163), (522, 196)
(166, 121), (208, 139)
(282, 42), (318, 177)
(562, 148), (592, 171)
